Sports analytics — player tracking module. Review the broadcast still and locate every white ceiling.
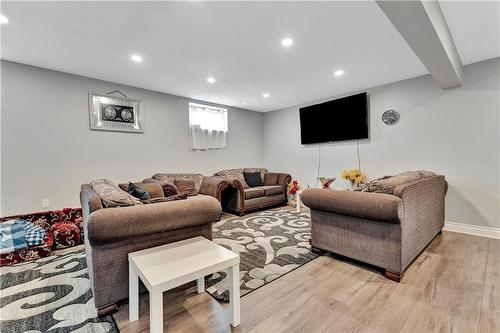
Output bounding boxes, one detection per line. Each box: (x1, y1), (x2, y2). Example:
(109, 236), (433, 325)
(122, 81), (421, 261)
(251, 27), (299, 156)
(1, 1), (498, 112)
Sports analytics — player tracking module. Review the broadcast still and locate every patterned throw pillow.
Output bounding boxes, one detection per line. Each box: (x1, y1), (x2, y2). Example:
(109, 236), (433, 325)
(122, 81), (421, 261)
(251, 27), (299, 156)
(0, 219), (28, 254)
(214, 169), (250, 189)
(50, 222), (81, 250)
(23, 222), (46, 246)
(89, 179), (143, 207)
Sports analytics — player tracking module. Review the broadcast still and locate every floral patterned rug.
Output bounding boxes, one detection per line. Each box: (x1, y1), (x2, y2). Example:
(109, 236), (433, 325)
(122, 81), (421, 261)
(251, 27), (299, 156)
(205, 207), (317, 302)
(0, 249), (118, 333)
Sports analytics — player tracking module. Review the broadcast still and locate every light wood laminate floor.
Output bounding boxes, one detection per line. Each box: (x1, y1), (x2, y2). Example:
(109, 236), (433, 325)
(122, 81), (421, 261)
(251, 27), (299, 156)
(114, 231), (500, 333)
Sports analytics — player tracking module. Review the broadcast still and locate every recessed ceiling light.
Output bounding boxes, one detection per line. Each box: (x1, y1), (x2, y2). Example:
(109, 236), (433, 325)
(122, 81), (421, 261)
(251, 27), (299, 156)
(206, 77), (216, 84)
(262, 93), (270, 98)
(131, 55), (143, 62)
(334, 69), (344, 77)
(281, 38), (293, 47)
(0, 15), (9, 24)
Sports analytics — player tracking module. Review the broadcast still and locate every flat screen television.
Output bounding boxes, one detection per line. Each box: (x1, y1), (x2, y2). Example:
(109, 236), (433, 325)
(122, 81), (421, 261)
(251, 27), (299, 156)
(299, 92), (368, 144)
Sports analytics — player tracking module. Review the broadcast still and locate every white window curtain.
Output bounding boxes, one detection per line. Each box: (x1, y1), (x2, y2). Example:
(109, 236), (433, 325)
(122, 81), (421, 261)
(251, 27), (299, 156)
(189, 102), (228, 150)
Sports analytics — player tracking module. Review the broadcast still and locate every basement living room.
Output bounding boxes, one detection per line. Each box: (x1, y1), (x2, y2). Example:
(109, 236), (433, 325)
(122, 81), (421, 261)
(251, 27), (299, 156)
(0, 1), (499, 333)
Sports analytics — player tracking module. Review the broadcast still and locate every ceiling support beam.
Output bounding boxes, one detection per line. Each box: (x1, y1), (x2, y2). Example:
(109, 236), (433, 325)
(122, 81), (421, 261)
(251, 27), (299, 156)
(376, 0), (463, 89)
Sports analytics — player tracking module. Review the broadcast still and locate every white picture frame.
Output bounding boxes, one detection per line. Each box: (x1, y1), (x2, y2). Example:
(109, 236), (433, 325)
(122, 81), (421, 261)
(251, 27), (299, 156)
(89, 93), (144, 133)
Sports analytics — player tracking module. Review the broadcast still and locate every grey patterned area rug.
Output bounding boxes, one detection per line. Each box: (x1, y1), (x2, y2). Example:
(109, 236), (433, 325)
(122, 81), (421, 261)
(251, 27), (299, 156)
(206, 207), (317, 302)
(0, 249), (119, 333)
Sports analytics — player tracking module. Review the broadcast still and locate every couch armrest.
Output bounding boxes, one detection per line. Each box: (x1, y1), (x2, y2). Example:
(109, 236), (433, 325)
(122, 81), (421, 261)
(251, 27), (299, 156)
(86, 197), (221, 246)
(268, 173), (292, 197)
(301, 189), (403, 224)
(393, 175), (446, 199)
(271, 173), (292, 186)
(80, 184), (103, 215)
(199, 176), (228, 201)
(393, 175), (446, 225)
(227, 179), (245, 210)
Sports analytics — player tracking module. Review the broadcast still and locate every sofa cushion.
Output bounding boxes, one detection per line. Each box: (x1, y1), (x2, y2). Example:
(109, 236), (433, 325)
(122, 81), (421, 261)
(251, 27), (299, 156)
(215, 168), (249, 189)
(50, 222), (81, 250)
(262, 185), (283, 196)
(360, 170), (436, 195)
(152, 173), (204, 193)
(174, 180), (198, 196)
(244, 172), (263, 187)
(264, 173), (279, 186)
(120, 182), (165, 199)
(142, 194), (188, 204)
(244, 188), (265, 199)
(90, 179), (142, 208)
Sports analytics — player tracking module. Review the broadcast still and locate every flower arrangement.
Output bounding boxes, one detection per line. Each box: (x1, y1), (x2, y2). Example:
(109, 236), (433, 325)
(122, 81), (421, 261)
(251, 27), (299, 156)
(288, 180), (300, 206)
(288, 180), (299, 195)
(341, 169), (367, 188)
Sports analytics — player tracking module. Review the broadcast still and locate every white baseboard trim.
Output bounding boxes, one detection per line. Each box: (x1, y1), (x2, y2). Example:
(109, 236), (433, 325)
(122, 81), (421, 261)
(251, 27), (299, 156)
(444, 221), (500, 239)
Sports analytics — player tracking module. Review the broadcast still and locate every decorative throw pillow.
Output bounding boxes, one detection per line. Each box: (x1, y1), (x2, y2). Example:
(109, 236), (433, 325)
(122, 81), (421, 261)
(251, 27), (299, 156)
(127, 182), (151, 201)
(244, 168), (269, 182)
(264, 173), (279, 186)
(152, 173), (205, 193)
(215, 169), (250, 189)
(89, 179), (142, 207)
(50, 222), (81, 250)
(174, 180), (197, 196)
(0, 219), (28, 254)
(159, 182), (179, 197)
(244, 172), (263, 187)
(23, 221), (46, 246)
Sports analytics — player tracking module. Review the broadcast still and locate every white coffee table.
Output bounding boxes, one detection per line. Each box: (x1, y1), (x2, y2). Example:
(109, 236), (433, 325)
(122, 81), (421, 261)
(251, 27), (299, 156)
(128, 236), (240, 332)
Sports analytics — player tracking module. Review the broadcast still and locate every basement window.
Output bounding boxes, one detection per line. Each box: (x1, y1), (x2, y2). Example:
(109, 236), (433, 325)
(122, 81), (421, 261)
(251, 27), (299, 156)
(188, 102), (228, 150)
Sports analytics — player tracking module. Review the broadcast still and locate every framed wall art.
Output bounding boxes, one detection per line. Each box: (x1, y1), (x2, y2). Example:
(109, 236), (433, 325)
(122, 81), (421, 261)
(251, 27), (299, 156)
(89, 92), (144, 133)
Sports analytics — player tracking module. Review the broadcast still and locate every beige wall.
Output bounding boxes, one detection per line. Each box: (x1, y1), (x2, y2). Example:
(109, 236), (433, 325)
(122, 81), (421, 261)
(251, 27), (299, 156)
(264, 58), (500, 229)
(1, 61), (264, 215)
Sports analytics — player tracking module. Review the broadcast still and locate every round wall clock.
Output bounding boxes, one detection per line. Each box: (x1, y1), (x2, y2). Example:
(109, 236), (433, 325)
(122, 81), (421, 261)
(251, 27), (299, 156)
(382, 109), (400, 125)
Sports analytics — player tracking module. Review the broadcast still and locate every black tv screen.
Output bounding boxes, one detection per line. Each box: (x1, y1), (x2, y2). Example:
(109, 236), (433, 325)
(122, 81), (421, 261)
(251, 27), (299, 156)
(299, 92), (368, 144)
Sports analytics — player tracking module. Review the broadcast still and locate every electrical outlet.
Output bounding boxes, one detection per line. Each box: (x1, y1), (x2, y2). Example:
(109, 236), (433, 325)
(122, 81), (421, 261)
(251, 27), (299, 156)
(41, 199), (50, 209)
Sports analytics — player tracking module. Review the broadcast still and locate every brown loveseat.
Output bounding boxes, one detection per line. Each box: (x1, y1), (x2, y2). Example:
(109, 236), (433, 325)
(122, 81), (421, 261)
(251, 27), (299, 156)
(80, 181), (222, 315)
(302, 173), (447, 282)
(214, 168), (291, 215)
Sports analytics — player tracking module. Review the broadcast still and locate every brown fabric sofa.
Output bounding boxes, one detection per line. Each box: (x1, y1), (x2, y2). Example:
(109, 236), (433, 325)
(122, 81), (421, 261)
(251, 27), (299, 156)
(301, 174), (447, 282)
(80, 181), (222, 315)
(144, 173), (228, 203)
(214, 168), (291, 215)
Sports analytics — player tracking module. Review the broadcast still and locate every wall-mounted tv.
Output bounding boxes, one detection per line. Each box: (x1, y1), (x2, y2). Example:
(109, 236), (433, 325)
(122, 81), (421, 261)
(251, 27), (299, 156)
(299, 92), (368, 144)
